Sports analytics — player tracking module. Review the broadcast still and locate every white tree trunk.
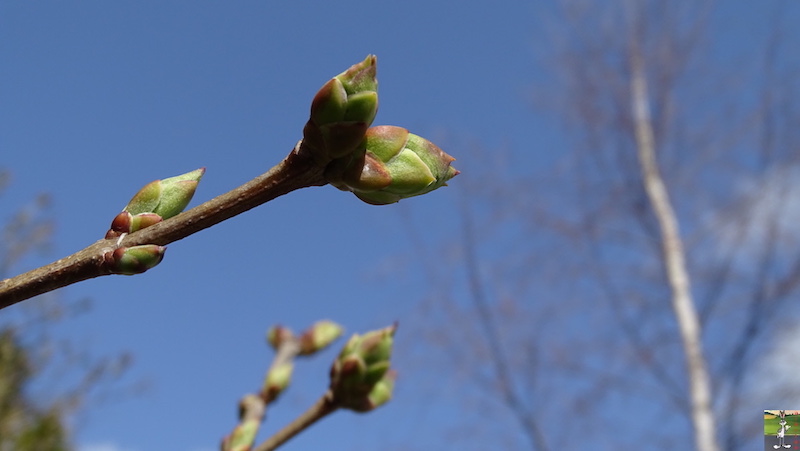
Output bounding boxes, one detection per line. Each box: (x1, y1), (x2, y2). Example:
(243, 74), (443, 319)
(628, 47), (719, 451)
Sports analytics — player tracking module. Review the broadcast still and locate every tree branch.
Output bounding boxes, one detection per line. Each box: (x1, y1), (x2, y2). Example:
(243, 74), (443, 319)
(626, 13), (718, 451)
(460, 199), (550, 451)
(253, 391), (338, 451)
(0, 145), (327, 310)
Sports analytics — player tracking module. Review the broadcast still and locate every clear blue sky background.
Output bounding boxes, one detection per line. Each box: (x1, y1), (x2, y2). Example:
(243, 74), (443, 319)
(1, 2), (797, 450)
(0, 2), (540, 450)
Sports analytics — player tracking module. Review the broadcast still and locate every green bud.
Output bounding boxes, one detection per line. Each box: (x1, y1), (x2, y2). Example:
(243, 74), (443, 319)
(151, 168), (205, 219)
(337, 55), (378, 95)
(129, 212), (163, 233)
(223, 420), (259, 451)
(309, 78), (349, 126)
(330, 324), (397, 411)
(266, 325), (294, 350)
(106, 168), (204, 238)
(353, 325), (396, 367)
(263, 362), (293, 403)
(326, 126), (459, 205)
(124, 168), (204, 218)
(334, 354), (369, 393)
(343, 91), (379, 123)
(222, 394), (264, 451)
(363, 370), (397, 412)
(299, 320), (344, 356)
(302, 55), (378, 162)
(125, 180), (162, 215)
(106, 245), (166, 275)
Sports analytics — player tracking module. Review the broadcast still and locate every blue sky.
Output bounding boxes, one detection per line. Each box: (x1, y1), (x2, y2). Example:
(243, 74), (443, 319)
(2, 1), (799, 450)
(0, 2), (540, 450)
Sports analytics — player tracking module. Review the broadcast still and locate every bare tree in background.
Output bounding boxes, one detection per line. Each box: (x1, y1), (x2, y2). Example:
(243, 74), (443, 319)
(0, 169), (132, 449)
(625, 2), (715, 449)
(404, 1), (800, 450)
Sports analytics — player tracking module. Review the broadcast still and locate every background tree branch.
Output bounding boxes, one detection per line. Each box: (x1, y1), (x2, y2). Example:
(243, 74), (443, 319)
(626, 7), (717, 448)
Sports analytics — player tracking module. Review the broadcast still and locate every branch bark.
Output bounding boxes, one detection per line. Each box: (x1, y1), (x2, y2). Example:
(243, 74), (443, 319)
(627, 36), (718, 451)
(253, 391), (337, 451)
(0, 145), (327, 310)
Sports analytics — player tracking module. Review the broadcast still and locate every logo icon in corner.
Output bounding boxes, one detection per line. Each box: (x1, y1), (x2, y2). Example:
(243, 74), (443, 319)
(766, 410), (798, 449)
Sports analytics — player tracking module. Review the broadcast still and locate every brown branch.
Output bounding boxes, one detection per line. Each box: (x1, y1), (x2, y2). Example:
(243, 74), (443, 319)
(0, 145), (327, 310)
(253, 391), (338, 451)
(222, 330), (305, 451)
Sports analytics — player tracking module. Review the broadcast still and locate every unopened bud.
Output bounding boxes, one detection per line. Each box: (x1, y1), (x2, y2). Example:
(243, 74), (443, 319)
(330, 324), (397, 411)
(362, 370), (397, 412)
(266, 325), (294, 350)
(106, 245), (166, 275)
(299, 320), (344, 355)
(106, 168), (204, 238)
(302, 55), (378, 162)
(125, 179), (162, 215)
(223, 420), (259, 451)
(151, 168), (205, 218)
(327, 126), (458, 205)
(222, 394), (263, 451)
(263, 362), (293, 403)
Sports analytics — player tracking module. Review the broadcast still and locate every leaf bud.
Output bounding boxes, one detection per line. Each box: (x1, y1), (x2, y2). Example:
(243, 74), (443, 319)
(105, 168), (204, 238)
(330, 324), (397, 411)
(266, 325), (294, 350)
(298, 320), (344, 356)
(263, 362), (293, 403)
(105, 245), (166, 275)
(302, 55), (378, 162)
(327, 126), (459, 205)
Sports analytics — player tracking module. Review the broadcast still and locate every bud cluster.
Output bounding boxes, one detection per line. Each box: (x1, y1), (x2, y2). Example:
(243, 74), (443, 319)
(330, 324), (397, 412)
(103, 168), (204, 275)
(263, 321), (344, 403)
(327, 126), (459, 205)
(302, 55), (459, 205)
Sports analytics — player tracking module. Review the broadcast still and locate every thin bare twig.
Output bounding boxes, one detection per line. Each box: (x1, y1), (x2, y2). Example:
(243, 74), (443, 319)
(460, 199), (550, 451)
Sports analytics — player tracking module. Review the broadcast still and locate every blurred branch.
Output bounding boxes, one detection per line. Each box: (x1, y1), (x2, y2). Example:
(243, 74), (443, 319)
(0, 193), (54, 279)
(460, 200), (550, 451)
(254, 392), (338, 451)
(222, 335), (303, 451)
(224, 321), (395, 451)
(0, 170), (10, 193)
(0, 169), (137, 449)
(579, 216), (687, 408)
